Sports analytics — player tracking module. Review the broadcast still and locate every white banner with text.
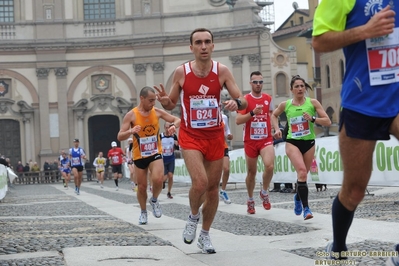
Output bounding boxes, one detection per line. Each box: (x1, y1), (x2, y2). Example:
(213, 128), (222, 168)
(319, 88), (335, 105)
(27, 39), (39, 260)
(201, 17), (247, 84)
(173, 136), (399, 186)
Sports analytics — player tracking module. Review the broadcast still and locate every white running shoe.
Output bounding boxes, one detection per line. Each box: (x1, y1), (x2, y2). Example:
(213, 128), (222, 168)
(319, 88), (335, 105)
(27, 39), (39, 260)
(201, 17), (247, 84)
(182, 216), (199, 244)
(197, 234), (216, 254)
(116, 186), (119, 191)
(139, 211), (148, 225)
(149, 199), (162, 218)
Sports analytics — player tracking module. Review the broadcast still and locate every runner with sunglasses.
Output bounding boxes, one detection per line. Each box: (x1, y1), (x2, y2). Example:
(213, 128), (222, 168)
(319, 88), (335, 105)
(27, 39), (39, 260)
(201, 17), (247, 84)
(236, 71), (276, 214)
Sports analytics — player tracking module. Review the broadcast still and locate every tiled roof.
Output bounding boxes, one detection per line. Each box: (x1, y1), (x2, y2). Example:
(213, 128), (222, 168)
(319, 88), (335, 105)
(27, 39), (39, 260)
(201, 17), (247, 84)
(272, 20), (313, 38)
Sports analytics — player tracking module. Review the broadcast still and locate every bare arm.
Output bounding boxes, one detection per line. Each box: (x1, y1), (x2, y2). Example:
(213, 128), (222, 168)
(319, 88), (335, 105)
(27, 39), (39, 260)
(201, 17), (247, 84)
(235, 111), (251, 125)
(235, 104), (264, 125)
(154, 66), (184, 110)
(219, 64), (248, 111)
(117, 111), (140, 141)
(156, 107), (181, 135)
(311, 99), (332, 127)
(312, 5), (395, 53)
(271, 101), (287, 139)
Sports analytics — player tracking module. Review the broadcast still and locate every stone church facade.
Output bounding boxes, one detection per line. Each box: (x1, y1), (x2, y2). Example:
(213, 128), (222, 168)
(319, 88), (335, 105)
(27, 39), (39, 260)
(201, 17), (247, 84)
(0, 0), (299, 167)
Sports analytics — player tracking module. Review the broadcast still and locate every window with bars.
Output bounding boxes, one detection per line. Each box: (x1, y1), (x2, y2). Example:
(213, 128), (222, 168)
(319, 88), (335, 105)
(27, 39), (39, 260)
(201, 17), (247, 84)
(0, 0), (14, 23)
(84, 0), (115, 20)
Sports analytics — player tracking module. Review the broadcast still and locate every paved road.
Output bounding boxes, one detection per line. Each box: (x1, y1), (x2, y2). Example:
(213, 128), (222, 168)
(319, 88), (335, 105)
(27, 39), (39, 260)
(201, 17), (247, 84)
(1, 180), (398, 265)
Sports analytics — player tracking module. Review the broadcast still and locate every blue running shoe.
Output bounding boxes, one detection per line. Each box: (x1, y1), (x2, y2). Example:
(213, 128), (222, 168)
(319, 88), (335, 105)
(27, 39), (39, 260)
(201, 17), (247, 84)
(294, 194), (302, 215)
(303, 206), (313, 220)
(219, 190), (231, 204)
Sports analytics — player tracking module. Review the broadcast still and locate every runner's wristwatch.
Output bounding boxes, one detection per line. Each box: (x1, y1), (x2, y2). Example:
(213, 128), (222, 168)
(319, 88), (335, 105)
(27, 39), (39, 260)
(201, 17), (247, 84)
(311, 116), (316, 123)
(235, 98), (242, 109)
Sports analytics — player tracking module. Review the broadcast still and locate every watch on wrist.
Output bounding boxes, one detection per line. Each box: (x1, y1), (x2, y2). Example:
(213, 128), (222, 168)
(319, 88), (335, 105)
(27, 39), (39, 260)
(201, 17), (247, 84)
(311, 116), (316, 123)
(235, 98), (242, 109)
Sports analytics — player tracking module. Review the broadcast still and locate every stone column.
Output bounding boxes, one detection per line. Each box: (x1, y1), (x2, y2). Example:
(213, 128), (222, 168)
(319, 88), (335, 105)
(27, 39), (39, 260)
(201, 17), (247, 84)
(55, 67), (69, 150)
(151, 62), (164, 87)
(23, 115), (33, 163)
(259, 31), (273, 96)
(248, 53), (261, 75)
(36, 68), (52, 155)
(133, 63), (147, 91)
(76, 111), (85, 147)
(229, 55), (243, 92)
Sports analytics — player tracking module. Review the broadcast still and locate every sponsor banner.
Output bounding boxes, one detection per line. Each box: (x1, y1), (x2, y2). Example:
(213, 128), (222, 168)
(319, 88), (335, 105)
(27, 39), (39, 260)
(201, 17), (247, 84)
(0, 165), (8, 200)
(173, 136), (399, 186)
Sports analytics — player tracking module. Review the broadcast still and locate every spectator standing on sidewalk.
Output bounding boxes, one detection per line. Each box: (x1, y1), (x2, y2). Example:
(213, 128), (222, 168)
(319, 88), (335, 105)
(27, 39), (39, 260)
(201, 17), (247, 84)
(31, 162), (40, 184)
(15, 161), (24, 184)
(84, 159), (94, 181)
(43, 161), (51, 183)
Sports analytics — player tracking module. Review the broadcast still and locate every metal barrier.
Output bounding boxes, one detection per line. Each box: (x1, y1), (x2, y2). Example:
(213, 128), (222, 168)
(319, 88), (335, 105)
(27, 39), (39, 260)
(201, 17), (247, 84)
(13, 168), (114, 185)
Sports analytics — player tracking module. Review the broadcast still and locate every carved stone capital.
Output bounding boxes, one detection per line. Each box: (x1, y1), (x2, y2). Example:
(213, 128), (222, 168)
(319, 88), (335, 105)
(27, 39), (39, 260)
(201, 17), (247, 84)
(36, 68), (50, 78)
(72, 99), (88, 120)
(54, 67), (68, 77)
(247, 54), (261, 64)
(229, 55), (243, 66)
(133, 64), (147, 73)
(77, 113), (85, 121)
(151, 62), (164, 72)
(22, 115), (31, 123)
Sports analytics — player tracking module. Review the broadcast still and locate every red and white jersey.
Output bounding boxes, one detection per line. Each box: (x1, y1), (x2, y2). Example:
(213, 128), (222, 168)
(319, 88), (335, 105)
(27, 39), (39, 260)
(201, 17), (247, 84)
(180, 60), (223, 139)
(238, 93), (274, 142)
(107, 147), (124, 166)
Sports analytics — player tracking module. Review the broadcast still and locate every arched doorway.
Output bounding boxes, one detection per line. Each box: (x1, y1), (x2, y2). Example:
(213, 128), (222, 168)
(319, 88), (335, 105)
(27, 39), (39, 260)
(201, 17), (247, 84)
(0, 119), (21, 167)
(88, 115), (120, 164)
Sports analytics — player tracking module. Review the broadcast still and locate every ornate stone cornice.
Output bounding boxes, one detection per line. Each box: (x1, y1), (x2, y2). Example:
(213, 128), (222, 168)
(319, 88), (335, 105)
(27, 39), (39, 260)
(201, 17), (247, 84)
(0, 98), (14, 114)
(54, 67), (68, 77)
(115, 97), (134, 116)
(72, 99), (88, 120)
(151, 62), (164, 72)
(0, 27), (265, 52)
(36, 68), (50, 78)
(229, 55), (243, 66)
(133, 64), (147, 73)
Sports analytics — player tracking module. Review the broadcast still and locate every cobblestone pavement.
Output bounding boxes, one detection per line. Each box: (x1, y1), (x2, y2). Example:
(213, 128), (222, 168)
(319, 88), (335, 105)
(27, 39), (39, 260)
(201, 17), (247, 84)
(0, 180), (398, 265)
